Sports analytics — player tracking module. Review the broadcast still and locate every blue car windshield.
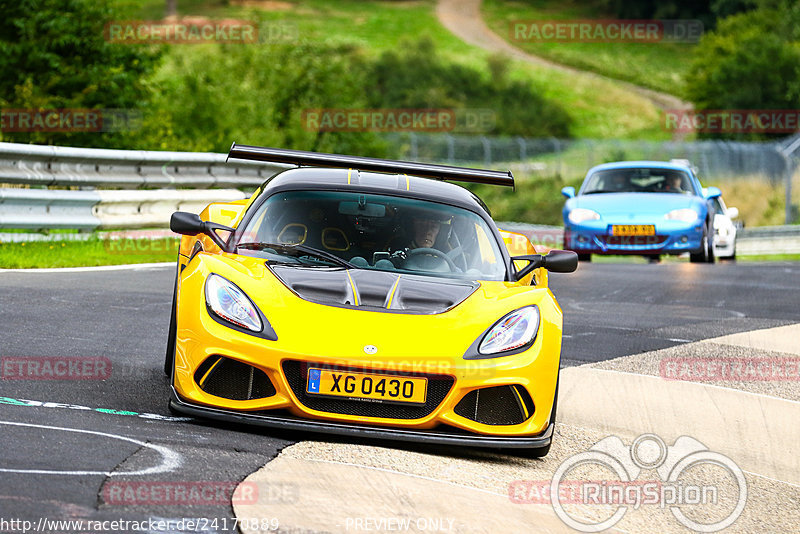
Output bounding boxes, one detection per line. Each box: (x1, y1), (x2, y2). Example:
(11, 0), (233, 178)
(235, 190), (507, 281)
(582, 168), (695, 195)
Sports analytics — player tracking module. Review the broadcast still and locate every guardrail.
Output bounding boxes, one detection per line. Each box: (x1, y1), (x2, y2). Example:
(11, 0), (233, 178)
(498, 223), (800, 257)
(0, 141), (291, 188)
(736, 225), (800, 255)
(0, 141), (289, 232)
(0, 188), (247, 231)
(0, 141), (797, 255)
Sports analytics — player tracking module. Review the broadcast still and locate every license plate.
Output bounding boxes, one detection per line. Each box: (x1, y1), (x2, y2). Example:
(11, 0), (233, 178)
(306, 368), (427, 404)
(611, 224), (655, 236)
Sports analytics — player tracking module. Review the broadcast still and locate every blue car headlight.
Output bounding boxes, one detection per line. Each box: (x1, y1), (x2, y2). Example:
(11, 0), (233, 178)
(205, 274), (262, 332)
(665, 208), (700, 223)
(479, 306), (540, 355)
(568, 208), (601, 224)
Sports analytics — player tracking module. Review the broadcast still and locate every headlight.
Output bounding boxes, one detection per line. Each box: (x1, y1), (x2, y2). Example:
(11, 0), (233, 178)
(568, 208), (601, 224)
(479, 306), (540, 355)
(665, 208), (699, 222)
(205, 274), (262, 332)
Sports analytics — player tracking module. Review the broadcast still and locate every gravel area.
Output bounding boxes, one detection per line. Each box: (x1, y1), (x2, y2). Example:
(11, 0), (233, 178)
(238, 326), (800, 533)
(242, 425), (800, 534)
(589, 342), (800, 402)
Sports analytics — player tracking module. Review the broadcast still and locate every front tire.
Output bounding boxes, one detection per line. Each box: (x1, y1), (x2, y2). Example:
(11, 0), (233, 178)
(577, 253), (591, 262)
(690, 222), (715, 263)
(164, 264), (179, 376)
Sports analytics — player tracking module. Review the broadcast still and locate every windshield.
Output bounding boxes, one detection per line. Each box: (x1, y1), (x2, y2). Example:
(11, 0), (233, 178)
(235, 190), (507, 281)
(582, 168), (695, 195)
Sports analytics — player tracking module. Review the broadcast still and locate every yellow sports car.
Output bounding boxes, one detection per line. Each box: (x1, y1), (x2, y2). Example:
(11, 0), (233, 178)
(166, 144), (577, 457)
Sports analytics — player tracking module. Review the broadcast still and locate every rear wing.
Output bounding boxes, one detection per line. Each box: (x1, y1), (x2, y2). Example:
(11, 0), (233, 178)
(227, 143), (514, 188)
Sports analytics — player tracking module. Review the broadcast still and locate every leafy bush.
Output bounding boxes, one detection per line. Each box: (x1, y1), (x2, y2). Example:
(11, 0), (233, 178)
(0, 0), (162, 148)
(685, 4), (800, 139)
(130, 42), (389, 156)
(368, 37), (572, 138)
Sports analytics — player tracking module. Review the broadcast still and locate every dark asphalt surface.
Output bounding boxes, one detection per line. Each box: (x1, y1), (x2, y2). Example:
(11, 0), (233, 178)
(0, 260), (798, 532)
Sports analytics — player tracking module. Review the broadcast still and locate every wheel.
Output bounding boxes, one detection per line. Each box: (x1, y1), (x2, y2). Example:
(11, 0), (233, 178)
(647, 255), (661, 264)
(404, 247), (458, 272)
(164, 264), (179, 376)
(577, 253), (591, 262)
(690, 221), (715, 263)
(706, 227), (716, 263)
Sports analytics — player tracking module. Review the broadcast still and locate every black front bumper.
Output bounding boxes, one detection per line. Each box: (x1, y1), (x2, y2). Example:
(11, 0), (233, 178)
(169, 387), (553, 449)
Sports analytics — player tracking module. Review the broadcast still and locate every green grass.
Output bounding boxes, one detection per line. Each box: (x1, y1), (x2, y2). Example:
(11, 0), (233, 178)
(119, 0), (671, 140)
(0, 238), (178, 268)
(481, 0), (694, 98)
(733, 253), (800, 262)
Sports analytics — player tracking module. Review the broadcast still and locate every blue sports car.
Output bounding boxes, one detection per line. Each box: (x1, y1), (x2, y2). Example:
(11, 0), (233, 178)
(562, 161), (721, 263)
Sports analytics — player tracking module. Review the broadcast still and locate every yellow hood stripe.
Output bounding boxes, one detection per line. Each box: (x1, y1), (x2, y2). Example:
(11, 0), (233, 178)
(345, 270), (360, 306)
(384, 274), (402, 309)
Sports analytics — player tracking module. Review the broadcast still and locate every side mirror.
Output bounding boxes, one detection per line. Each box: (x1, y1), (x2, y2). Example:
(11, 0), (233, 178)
(513, 249), (578, 281)
(170, 211), (204, 235)
(170, 211), (234, 250)
(726, 206), (739, 219)
(704, 186), (722, 200)
(561, 186), (576, 199)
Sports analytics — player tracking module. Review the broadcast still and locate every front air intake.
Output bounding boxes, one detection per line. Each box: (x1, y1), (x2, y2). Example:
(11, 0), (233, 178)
(194, 356), (276, 401)
(454, 385), (534, 426)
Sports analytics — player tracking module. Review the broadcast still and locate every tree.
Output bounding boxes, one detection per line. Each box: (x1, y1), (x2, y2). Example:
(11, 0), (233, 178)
(685, 5), (800, 138)
(0, 0), (162, 147)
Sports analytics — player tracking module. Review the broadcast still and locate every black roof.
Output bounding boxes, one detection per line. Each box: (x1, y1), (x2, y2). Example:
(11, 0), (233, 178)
(260, 167), (493, 217)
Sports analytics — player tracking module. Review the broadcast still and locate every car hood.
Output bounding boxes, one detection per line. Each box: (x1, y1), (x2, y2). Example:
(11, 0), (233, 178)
(184, 254), (560, 362)
(270, 265), (479, 314)
(570, 193), (701, 216)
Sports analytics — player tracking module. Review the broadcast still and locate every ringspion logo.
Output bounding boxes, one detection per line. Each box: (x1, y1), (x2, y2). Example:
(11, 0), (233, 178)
(543, 433), (747, 532)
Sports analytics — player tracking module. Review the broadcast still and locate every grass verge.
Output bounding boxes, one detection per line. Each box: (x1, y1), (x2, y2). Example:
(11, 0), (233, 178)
(481, 0), (693, 98)
(123, 0), (670, 140)
(0, 238), (178, 268)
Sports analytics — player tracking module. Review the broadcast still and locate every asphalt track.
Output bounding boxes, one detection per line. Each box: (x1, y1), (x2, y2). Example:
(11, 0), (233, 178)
(0, 261), (798, 532)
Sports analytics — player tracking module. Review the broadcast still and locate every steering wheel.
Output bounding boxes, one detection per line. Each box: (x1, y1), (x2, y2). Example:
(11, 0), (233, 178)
(404, 248), (458, 272)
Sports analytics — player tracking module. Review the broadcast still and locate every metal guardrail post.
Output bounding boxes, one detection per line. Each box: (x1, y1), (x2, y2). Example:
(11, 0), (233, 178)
(780, 136), (800, 224)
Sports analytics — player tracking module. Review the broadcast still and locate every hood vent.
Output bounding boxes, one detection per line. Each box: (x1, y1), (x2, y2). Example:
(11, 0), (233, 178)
(270, 265), (478, 314)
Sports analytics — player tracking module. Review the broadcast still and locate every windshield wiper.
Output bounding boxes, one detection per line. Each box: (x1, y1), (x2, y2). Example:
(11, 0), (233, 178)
(237, 242), (356, 269)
